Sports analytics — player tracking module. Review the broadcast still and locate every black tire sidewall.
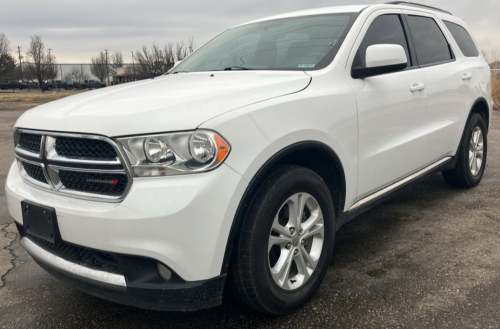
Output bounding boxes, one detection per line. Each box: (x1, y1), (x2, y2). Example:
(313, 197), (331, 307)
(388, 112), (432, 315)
(246, 167), (336, 313)
(461, 114), (488, 186)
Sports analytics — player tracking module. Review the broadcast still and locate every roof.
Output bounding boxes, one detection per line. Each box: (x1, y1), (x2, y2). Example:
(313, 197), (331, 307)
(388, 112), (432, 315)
(235, 3), (454, 28)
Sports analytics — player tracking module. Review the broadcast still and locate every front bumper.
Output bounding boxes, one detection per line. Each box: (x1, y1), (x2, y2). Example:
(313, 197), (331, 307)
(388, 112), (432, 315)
(19, 234), (226, 311)
(6, 160), (248, 309)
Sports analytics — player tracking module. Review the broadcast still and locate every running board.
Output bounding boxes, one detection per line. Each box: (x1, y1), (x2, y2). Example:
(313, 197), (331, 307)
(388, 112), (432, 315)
(348, 157), (452, 213)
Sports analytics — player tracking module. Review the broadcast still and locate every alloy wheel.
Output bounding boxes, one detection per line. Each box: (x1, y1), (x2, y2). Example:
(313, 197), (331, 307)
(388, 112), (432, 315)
(268, 192), (324, 291)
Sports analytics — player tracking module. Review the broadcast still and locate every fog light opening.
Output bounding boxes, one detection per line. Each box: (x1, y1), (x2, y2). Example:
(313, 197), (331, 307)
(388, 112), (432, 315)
(157, 263), (172, 281)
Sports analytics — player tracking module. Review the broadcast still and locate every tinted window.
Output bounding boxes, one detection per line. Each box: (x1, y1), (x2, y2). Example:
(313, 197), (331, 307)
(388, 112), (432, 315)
(406, 15), (453, 65)
(353, 14), (410, 69)
(444, 21), (479, 57)
(172, 14), (358, 73)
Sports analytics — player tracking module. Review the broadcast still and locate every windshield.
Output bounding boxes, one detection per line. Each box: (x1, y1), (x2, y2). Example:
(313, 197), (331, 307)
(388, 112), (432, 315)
(172, 13), (358, 73)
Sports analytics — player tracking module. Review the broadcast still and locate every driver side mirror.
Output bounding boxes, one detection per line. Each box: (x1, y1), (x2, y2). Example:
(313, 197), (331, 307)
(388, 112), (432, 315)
(352, 44), (408, 79)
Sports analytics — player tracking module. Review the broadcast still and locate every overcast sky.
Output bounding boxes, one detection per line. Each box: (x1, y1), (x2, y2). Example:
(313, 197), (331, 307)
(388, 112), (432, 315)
(1, 0), (499, 63)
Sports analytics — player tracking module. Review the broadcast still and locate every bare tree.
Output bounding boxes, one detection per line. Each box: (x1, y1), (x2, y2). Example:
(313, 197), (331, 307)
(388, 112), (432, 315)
(163, 43), (175, 71)
(24, 35), (58, 91)
(0, 33), (16, 82)
(90, 51), (108, 82)
(175, 41), (187, 61)
(134, 43), (165, 78)
(175, 37), (196, 62)
(90, 50), (123, 82)
(63, 72), (73, 83)
(131, 38), (195, 79)
(110, 51), (123, 71)
(187, 37), (196, 54)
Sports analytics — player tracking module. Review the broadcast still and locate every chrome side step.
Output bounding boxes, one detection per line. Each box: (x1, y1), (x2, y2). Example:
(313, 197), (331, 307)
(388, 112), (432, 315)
(348, 157), (452, 212)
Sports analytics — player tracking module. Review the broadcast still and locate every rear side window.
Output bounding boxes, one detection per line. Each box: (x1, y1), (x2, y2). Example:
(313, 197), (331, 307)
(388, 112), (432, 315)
(443, 21), (479, 57)
(406, 15), (453, 66)
(353, 14), (410, 69)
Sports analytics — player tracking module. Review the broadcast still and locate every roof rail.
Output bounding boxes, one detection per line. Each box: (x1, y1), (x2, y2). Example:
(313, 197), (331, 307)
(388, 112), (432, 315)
(385, 1), (453, 15)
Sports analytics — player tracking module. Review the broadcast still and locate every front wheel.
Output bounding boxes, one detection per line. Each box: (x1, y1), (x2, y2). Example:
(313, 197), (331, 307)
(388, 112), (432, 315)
(229, 166), (336, 314)
(442, 113), (488, 188)
(46, 86), (53, 91)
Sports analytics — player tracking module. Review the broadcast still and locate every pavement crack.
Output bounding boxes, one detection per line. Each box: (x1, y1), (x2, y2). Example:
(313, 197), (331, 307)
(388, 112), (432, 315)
(0, 223), (19, 287)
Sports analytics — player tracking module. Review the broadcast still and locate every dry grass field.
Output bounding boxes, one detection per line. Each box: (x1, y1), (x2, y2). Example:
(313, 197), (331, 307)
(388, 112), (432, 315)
(0, 90), (84, 104)
(492, 73), (500, 111)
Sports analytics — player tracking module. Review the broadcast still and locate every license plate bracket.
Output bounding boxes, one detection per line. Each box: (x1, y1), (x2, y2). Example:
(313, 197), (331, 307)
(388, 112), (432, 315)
(21, 200), (61, 244)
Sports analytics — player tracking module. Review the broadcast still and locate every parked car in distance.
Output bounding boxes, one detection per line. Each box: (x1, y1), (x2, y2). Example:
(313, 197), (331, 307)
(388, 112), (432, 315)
(6, 2), (492, 315)
(0, 81), (27, 90)
(43, 80), (70, 91)
(81, 79), (106, 89)
(26, 82), (39, 89)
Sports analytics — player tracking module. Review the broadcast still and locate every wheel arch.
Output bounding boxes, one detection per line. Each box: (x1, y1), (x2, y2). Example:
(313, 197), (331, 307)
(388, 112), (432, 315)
(220, 141), (346, 275)
(469, 97), (490, 132)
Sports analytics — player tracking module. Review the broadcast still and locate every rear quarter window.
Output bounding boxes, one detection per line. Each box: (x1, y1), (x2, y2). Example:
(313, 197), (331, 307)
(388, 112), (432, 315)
(443, 21), (479, 57)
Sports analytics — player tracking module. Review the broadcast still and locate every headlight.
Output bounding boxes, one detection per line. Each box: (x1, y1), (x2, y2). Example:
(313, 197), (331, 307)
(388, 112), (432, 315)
(117, 130), (230, 177)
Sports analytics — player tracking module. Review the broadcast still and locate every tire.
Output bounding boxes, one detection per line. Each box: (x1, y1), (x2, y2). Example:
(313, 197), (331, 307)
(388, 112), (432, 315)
(229, 165), (336, 314)
(442, 113), (488, 188)
(47, 86), (53, 91)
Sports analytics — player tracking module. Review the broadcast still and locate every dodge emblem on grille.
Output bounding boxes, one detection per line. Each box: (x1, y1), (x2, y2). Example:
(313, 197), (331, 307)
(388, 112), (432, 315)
(86, 178), (119, 185)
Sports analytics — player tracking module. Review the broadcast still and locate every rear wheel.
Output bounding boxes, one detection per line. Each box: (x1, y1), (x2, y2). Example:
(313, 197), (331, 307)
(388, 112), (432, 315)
(46, 86), (53, 91)
(442, 113), (487, 188)
(229, 166), (335, 314)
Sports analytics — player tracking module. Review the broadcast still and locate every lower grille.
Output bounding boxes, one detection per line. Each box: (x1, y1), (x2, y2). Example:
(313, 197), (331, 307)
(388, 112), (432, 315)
(21, 161), (47, 184)
(19, 133), (42, 153)
(27, 235), (123, 275)
(59, 171), (128, 196)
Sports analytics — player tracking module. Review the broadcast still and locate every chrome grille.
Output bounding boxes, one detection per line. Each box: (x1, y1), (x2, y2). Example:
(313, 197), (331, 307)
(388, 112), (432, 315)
(59, 170), (128, 196)
(19, 133), (42, 153)
(55, 137), (117, 159)
(14, 130), (132, 202)
(20, 161), (47, 184)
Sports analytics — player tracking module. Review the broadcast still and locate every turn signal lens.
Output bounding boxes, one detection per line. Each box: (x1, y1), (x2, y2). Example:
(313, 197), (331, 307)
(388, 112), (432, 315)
(214, 134), (229, 163)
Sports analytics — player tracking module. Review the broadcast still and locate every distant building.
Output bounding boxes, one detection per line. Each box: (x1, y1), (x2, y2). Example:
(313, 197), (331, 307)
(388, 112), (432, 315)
(112, 67), (134, 85)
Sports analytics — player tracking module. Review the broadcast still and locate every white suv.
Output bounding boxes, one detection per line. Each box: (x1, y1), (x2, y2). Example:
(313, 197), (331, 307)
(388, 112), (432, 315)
(6, 2), (492, 314)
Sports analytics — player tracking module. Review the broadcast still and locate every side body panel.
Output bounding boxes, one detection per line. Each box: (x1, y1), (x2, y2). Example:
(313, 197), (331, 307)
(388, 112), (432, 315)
(402, 9), (479, 161)
(201, 63), (360, 211)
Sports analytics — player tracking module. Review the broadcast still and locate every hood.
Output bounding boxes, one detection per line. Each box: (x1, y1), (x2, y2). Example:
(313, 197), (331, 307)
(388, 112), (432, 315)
(15, 71), (311, 137)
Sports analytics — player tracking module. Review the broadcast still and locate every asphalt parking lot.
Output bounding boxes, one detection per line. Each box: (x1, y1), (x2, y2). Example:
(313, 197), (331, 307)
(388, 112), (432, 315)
(0, 103), (499, 329)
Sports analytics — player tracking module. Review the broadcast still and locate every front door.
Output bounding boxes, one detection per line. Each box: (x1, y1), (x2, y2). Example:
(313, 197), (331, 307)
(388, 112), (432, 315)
(347, 11), (429, 199)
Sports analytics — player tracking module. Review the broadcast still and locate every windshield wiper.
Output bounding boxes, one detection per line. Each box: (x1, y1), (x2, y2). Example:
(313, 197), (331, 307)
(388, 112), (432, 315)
(223, 66), (253, 71)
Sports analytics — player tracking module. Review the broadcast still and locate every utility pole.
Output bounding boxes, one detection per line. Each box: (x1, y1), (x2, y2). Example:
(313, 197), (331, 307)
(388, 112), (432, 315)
(17, 46), (23, 83)
(48, 48), (52, 57)
(105, 49), (109, 85)
(131, 51), (135, 81)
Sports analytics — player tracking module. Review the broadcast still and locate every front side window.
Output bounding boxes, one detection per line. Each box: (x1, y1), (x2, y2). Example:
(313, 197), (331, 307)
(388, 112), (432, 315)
(353, 14), (410, 69)
(171, 13), (358, 73)
(406, 15), (453, 66)
(443, 21), (479, 57)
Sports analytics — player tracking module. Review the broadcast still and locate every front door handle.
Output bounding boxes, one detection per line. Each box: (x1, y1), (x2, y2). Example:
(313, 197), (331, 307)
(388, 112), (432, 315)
(462, 73), (473, 80)
(410, 83), (426, 92)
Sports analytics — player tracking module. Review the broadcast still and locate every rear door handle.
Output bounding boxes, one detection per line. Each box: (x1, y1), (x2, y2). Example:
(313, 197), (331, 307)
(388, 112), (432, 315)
(410, 83), (425, 92)
(462, 73), (473, 80)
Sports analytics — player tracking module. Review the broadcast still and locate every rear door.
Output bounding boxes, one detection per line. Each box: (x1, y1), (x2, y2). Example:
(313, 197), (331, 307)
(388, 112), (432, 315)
(402, 10), (476, 160)
(347, 10), (429, 199)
